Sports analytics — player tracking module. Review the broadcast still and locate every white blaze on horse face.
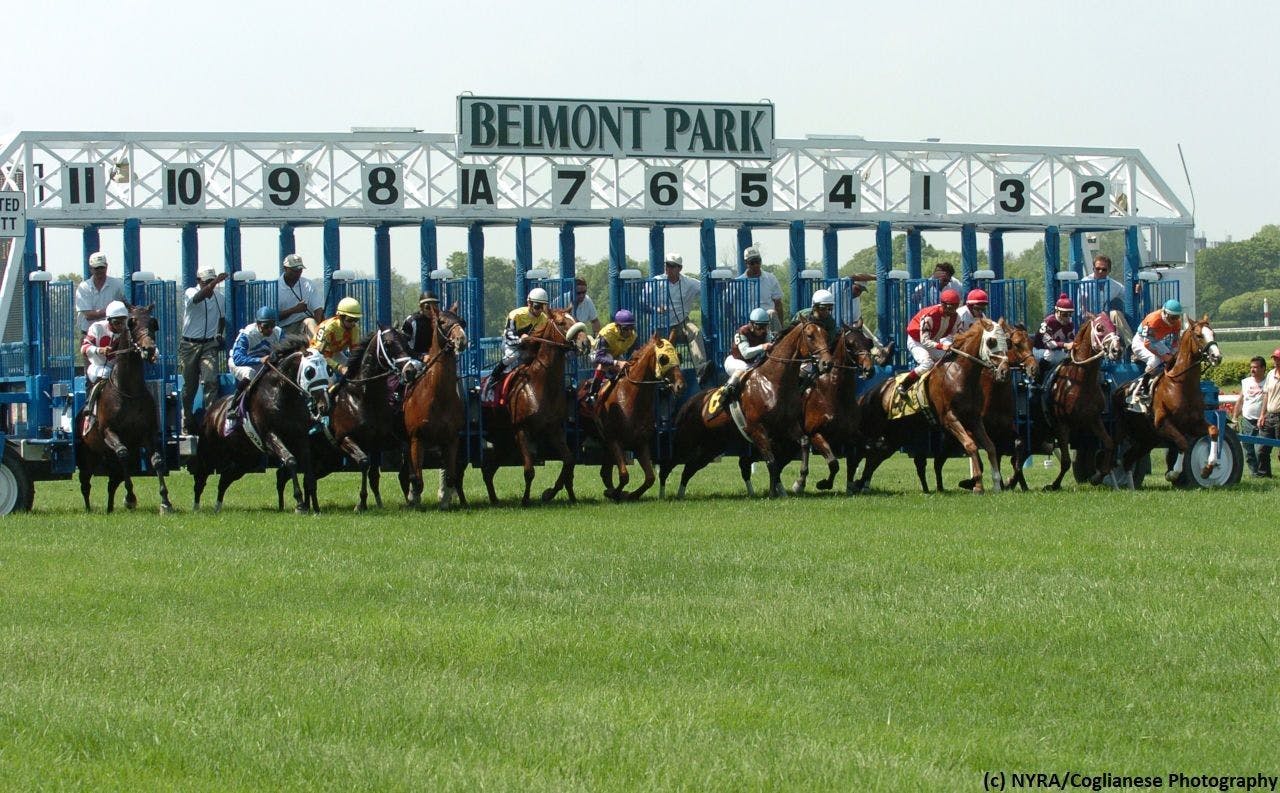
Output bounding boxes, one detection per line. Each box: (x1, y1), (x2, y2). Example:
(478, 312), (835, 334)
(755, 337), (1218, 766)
(297, 350), (330, 394)
(1200, 325), (1222, 365)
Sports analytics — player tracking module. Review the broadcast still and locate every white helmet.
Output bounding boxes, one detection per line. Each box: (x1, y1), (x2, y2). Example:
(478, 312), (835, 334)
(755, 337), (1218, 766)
(527, 287), (550, 305)
(811, 289), (836, 307)
(105, 301), (129, 319)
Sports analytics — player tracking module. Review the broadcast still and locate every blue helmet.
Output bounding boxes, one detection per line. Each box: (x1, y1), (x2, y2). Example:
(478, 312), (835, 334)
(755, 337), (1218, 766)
(749, 308), (770, 324)
(1163, 299), (1183, 316)
(256, 306), (278, 323)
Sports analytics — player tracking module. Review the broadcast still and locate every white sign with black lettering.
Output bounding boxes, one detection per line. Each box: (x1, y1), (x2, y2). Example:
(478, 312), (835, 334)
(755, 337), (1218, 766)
(263, 165), (307, 211)
(552, 166), (591, 210)
(823, 170), (861, 214)
(992, 173), (1031, 216)
(0, 191), (24, 238)
(362, 164), (405, 210)
(644, 167), (683, 211)
(736, 168), (773, 212)
(62, 163), (105, 210)
(458, 166), (499, 207)
(910, 172), (947, 215)
(1075, 176), (1110, 216)
(163, 165), (206, 209)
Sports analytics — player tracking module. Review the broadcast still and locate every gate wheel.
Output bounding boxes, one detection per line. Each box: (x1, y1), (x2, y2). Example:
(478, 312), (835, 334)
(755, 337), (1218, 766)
(0, 449), (35, 515)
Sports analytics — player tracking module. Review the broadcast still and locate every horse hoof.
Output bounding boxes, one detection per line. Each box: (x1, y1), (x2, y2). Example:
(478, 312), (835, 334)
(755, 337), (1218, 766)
(354, 504), (365, 514)
(521, 497), (531, 507)
(159, 503), (173, 515)
(541, 488), (557, 502)
(295, 506), (308, 515)
(790, 482), (804, 495)
(1165, 470), (1179, 483)
(1042, 483), (1061, 492)
(816, 480), (833, 491)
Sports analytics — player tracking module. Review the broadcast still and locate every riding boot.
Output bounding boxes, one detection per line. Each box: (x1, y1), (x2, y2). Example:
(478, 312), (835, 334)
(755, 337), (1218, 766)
(897, 370), (920, 397)
(723, 370), (744, 402)
(83, 380), (103, 433)
(484, 362), (506, 403)
(224, 378), (251, 436)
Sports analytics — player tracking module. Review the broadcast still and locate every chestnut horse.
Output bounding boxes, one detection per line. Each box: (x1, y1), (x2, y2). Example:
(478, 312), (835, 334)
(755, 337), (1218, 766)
(190, 343), (330, 512)
(480, 308), (588, 506)
(659, 318), (832, 499)
(1111, 316), (1222, 487)
(1009, 312), (1123, 491)
(75, 303), (173, 513)
(851, 317), (1010, 494)
(791, 323), (877, 494)
(401, 306), (470, 509)
(576, 333), (685, 501)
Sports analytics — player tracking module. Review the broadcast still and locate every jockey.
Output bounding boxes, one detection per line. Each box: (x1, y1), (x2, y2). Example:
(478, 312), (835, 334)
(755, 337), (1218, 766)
(311, 297), (364, 382)
(955, 288), (989, 333)
(900, 288), (962, 396)
(484, 288), (551, 401)
(583, 309), (638, 407)
(1034, 294), (1077, 374)
(791, 289), (838, 349)
(80, 300), (129, 431)
(225, 307), (284, 434)
(1130, 298), (1184, 403)
(722, 307), (773, 402)
(400, 291), (439, 358)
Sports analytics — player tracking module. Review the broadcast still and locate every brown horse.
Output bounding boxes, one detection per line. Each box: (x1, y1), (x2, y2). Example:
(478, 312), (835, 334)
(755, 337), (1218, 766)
(1010, 312), (1123, 491)
(480, 308), (589, 506)
(921, 321), (1037, 492)
(576, 334), (685, 501)
(190, 344), (331, 512)
(659, 318), (833, 499)
(1112, 316), (1222, 487)
(284, 326), (418, 512)
(851, 317), (1011, 494)
(791, 323), (876, 494)
(401, 306), (470, 509)
(75, 304), (173, 513)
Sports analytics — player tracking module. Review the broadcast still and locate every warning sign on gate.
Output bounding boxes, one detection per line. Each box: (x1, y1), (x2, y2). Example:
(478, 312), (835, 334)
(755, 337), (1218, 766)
(0, 191), (24, 237)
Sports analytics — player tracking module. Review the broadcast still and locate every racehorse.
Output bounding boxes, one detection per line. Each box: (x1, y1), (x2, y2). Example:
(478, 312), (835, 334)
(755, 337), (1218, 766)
(1009, 312), (1122, 491)
(576, 333), (685, 501)
(659, 318), (833, 499)
(281, 326), (418, 512)
(401, 306), (470, 509)
(791, 323), (877, 494)
(75, 303), (174, 513)
(1111, 316), (1222, 487)
(480, 308), (589, 506)
(851, 317), (1010, 494)
(189, 342), (330, 512)
(919, 322), (1037, 492)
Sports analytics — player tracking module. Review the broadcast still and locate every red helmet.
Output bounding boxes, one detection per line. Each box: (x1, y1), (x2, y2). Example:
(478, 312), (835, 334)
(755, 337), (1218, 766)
(1055, 293), (1074, 312)
(965, 288), (989, 305)
(939, 289), (961, 306)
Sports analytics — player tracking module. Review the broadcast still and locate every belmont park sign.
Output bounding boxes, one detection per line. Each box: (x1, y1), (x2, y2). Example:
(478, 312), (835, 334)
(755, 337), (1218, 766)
(457, 96), (775, 160)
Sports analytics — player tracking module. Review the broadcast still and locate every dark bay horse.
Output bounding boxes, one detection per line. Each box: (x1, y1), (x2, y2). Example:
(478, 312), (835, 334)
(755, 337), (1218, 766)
(401, 306), (470, 509)
(480, 309), (589, 506)
(75, 304), (174, 513)
(576, 333), (685, 501)
(283, 326), (418, 512)
(851, 317), (1010, 494)
(1112, 316), (1222, 487)
(1010, 312), (1122, 491)
(659, 318), (832, 499)
(189, 344), (330, 512)
(791, 323), (877, 494)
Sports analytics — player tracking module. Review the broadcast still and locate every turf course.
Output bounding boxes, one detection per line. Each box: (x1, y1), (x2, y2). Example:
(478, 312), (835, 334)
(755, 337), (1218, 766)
(2, 457), (1277, 789)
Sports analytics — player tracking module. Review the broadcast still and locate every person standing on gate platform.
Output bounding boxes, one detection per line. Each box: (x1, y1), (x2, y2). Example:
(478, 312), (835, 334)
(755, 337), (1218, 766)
(1255, 350), (1280, 478)
(75, 252), (127, 342)
(484, 288), (552, 402)
(1087, 255), (1137, 344)
(80, 300), (130, 432)
(275, 254), (323, 342)
(583, 309), (638, 409)
(1238, 355), (1268, 477)
(225, 307), (284, 434)
(178, 267), (228, 434)
(900, 288), (962, 396)
(554, 277), (601, 334)
(401, 291), (439, 359)
(722, 308), (773, 403)
(737, 246), (785, 333)
(650, 253), (709, 382)
(911, 262), (962, 313)
(1034, 294), (1077, 378)
(1129, 298), (1183, 407)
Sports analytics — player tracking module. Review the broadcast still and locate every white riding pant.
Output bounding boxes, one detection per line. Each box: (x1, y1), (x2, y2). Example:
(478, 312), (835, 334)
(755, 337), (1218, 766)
(1131, 337), (1172, 373)
(232, 364), (259, 382)
(723, 356), (749, 376)
(906, 337), (944, 376)
(86, 363), (113, 383)
(1034, 348), (1067, 367)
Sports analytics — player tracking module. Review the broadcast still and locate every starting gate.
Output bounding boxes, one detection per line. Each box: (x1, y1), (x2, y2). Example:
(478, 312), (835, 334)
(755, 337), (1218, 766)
(135, 279), (182, 446)
(704, 276), (760, 376)
(1065, 278), (1126, 326)
(1140, 279), (1180, 317)
(230, 277), (278, 334)
(792, 276), (868, 327)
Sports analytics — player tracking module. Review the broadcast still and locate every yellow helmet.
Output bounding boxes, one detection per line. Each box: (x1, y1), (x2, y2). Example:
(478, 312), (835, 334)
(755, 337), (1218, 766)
(336, 297), (362, 319)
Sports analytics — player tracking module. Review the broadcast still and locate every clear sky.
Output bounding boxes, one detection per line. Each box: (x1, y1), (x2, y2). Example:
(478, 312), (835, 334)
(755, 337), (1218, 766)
(6, 0), (1276, 279)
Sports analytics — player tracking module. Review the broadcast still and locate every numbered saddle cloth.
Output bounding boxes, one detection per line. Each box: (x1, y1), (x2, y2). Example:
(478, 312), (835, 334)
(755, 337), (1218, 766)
(886, 372), (935, 423)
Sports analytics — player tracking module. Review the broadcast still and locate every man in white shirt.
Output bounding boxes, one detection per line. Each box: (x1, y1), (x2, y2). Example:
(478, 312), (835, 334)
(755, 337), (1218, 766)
(650, 253), (708, 378)
(179, 267), (229, 433)
(1239, 356), (1267, 477)
(1087, 255), (1137, 344)
(75, 252), (127, 335)
(553, 277), (601, 334)
(1256, 349), (1280, 478)
(275, 254), (323, 342)
(736, 246), (785, 332)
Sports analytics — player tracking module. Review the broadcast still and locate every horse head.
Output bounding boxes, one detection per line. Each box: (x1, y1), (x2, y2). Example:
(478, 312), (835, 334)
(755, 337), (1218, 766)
(650, 336), (685, 396)
(1089, 312), (1123, 362)
(376, 326), (422, 384)
(795, 320), (834, 373)
(839, 323), (876, 377)
(124, 303), (160, 364)
(957, 317), (1009, 383)
(1001, 320), (1036, 379)
(542, 308), (589, 355)
(437, 303), (469, 353)
(294, 349), (331, 421)
(1181, 316), (1222, 368)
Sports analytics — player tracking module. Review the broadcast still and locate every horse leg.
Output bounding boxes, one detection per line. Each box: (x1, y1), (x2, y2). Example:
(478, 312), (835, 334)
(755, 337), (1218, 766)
(275, 467), (290, 511)
(440, 437), (464, 510)
(79, 463), (94, 512)
(542, 432), (576, 504)
(939, 411), (987, 494)
(627, 446), (656, 501)
(746, 429), (782, 498)
(106, 472), (122, 514)
(340, 440), (370, 512)
(599, 461), (617, 501)
(214, 468), (246, 513)
(812, 433), (838, 492)
(99, 429), (136, 510)
(191, 453), (208, 511)
(1089, 417), (1118, 486)
(738, 451), (755, 497)
(912, 453), (930, 493)
(971, 416), (1003, 493)
(1160, 422), (1193, 483)
(515, 430), (537, 507)
(302, 452), (320, 514)
(606, 441), (629, 501)
(1047, 422), (1072, 491)
(368, 451), (384, 509)
(150, 449), (173, 514)
(793, 436), (811, 494)
(482, 450), (501, 504)
(264, 431), (305, 512)
(406, 436), (424, 508)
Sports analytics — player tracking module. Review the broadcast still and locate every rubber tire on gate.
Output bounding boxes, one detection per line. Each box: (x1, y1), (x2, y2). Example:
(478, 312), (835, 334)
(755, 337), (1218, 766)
(0, 449), (35, 515)
(1186, 427), (1244, 489)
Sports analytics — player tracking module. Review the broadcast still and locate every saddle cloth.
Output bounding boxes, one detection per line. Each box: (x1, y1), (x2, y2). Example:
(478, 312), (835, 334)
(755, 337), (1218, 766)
(886, 372), (933, 422)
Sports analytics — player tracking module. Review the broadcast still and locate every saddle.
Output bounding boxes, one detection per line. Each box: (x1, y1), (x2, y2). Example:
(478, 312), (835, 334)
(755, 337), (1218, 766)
(481, 368), (522, 408)
(886, 371), (934, 422)
(1122, 374), (1161, 414)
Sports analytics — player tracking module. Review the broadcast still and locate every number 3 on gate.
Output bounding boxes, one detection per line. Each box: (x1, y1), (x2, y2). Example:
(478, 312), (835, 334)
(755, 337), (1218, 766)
(993, 174), (1030, 216)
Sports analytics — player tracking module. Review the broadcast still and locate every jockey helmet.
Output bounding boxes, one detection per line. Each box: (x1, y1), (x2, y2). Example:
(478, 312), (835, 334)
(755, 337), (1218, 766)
(811, 289), (835, 307)
(939, 289), (961, 306)
(105, 301), (129, 320)
(419, 291), (439, 305)
(1055, 293), (1075, 312)
(336, 297), (362, 319)
(749, 308), (770, 325)
(256, 306), (277, 323)
(88, 252), (109, 269)
(282, 253), (305, 270)
(614, 309), (635, 326)
(966, 288), (989, 306)
(1163, 298), (1183, 316)
(526, 287), (550, 305)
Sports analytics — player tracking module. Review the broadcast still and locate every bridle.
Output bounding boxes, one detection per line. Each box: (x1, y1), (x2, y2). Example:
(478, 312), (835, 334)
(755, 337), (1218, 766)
(344, 328), (417, 386)
(1164, 321), (1221, 380)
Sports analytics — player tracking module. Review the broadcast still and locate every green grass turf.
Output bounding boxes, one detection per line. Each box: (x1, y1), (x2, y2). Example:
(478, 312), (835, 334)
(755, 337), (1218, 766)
(2, 456), (1277, 790)
(1218, 338), (1280, 360)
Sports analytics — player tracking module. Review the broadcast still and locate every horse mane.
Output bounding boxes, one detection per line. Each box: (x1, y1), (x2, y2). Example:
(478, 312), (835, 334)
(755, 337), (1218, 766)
(345, 338), (370, 371)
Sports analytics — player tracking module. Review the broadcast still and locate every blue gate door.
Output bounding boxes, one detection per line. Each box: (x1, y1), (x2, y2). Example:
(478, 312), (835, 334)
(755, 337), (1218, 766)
(986, 278), (1028, 327)
(139, 280), (182, 446)
(327, 279), (379, 338)
(704, 278), (760, 376)
(436, 277), (485, 465)
(1140, 279), (1180, 317)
